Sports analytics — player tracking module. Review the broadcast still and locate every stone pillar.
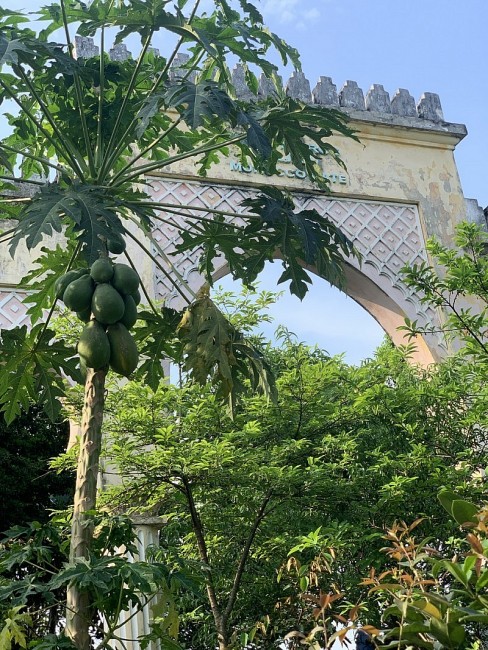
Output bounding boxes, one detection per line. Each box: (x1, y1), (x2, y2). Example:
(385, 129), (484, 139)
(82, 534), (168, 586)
(115, 517), (166, 650)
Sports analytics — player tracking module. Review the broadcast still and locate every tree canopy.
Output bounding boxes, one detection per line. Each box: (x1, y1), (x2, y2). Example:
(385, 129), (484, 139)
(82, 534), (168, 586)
(97, 315), (486, 649)
(0, 407), (71, 532)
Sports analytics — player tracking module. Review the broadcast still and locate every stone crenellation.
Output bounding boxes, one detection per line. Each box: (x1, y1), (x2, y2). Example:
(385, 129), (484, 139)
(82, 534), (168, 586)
(73, 35), (452, 126)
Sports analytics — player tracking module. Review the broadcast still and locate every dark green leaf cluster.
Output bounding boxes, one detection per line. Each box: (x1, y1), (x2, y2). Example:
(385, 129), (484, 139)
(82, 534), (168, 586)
(0, 325), (81, 423)
(0, 405), (71, 532)
(0, 512), (197, 647)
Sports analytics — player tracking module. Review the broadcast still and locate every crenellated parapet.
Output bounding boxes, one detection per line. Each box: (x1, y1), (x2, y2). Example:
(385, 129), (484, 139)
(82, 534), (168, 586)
(73, 36), (462, 131)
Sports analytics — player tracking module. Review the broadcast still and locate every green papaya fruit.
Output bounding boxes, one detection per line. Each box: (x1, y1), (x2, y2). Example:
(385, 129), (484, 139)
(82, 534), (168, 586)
(107, 322), (139, 377)
(63, 274), (94, 312)
(107, 235), (126, 255)
(131, 288), (141, 306)
(91, 283), (125, 325)
(120, 295), (138, 330)
(55, 268), (88, 300)
(78, 320), (111, 370)
(112, 263), (140, 295)
(90, 258), (114, 283)
(77, 307), (92, 323)
(79, 356), (87, 384)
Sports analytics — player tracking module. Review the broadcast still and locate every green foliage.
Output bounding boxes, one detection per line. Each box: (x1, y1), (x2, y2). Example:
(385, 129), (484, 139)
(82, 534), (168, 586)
(177, 288), (276, 406)
(402, 222), (488, 361)
(99, 329), (485, 649)
(0, 606), (32, 650)
(0, 325), (81, 423)
(177, 188), (358, 299)
(0, 513), (195, 648)
(358, 507), (488, 650)
(0, 0), (358, 421)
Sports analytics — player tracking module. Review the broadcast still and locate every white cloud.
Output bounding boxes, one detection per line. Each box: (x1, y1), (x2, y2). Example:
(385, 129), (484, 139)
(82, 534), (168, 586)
(260, 0), (321, 28)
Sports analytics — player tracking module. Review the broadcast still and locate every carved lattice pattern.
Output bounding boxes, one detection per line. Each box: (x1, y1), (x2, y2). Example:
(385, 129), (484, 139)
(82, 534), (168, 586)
(148, 177), (438, 334)
(0, 178), (440, 349)
(0, 290), (30, 329)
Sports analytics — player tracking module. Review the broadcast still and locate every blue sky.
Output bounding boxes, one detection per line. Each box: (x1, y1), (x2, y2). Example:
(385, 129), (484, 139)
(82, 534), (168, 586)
(11, 0), (488, 362)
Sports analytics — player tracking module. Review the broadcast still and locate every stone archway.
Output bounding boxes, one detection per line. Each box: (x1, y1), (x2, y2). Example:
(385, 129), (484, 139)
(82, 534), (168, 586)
(149, 177), (442, 364)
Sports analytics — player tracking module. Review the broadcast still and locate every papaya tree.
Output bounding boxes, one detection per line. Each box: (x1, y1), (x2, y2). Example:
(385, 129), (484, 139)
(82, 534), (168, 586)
(0, 1), (359, 647)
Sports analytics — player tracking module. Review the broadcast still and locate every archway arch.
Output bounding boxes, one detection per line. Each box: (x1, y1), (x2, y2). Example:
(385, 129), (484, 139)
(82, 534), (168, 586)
(150, 177), (442, 365)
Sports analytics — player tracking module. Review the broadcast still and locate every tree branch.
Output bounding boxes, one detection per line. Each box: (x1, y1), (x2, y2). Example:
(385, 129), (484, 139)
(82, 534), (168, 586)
(223, 488), (273, 622)
(181, 473), (224, 636)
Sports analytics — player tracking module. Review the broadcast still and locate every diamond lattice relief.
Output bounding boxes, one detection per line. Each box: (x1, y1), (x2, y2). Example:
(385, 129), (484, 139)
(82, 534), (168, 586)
(0, 291), (29, 329)
(148, 179), (427, 315)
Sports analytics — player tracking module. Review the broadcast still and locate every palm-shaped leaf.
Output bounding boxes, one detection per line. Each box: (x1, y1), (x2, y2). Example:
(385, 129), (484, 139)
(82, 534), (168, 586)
(165, 80), (236, 128)
(10, 184), (125, 264)
(178, 290), (275, 402)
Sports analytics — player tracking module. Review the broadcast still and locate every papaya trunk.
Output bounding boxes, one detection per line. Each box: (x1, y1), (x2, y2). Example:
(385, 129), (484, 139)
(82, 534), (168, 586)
(66, 367), (107, 650)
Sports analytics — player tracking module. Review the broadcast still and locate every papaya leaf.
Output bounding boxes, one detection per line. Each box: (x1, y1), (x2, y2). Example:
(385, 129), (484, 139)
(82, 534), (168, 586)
(236, 109), (272, 159)
(135, 90), (167, 138)
(177, 291), (275, 402)
(0, 34), (29, 68)
(19, 242), (79, 324)
(165, 80), (236, 129)
(175, 189), (357, 299)
(178, 292), (234, 389)
(134, 307), (183, 391)
(258, 98), (358, 188)
(0, 324), (80, 423)
(10, 184), (125, 264)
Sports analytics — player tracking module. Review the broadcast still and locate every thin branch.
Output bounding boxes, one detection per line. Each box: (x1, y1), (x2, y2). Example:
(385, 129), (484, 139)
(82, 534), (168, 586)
(181, 473), (223, 631)
(142, 211), (208, 237)
(224, 489), (273, 622)
(122, 249), (159, 317)
(0, 174), (45, 186)
(127, 199), (257, 222)
(149, 210), (242, 242)
(0, 78), (83, 176)
(108, 116), (183, 186)
(0, 232), (14, 245)
(14, 65), (88, 179)
(111, 134), (245, 187)
(98, 29), (155, 181)
(0, 197), (32, 203)
(95, 24), (106, 168)
(151, 235), (198, 301)
(106, 0), (203, 164)
(59, 0), (96, 177)
(31, 241), (82, 353)
(1, 143), (67, 174)
(148, 0), (203, 97)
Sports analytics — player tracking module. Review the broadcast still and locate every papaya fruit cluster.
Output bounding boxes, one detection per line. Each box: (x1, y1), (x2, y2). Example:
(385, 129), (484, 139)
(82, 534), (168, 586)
(55, 259), (140, 378)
